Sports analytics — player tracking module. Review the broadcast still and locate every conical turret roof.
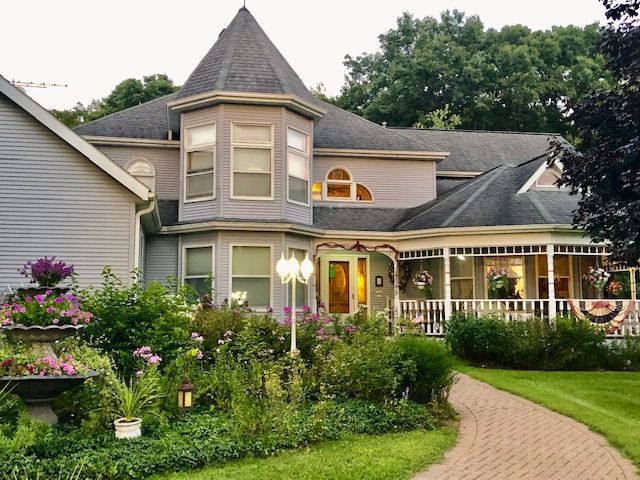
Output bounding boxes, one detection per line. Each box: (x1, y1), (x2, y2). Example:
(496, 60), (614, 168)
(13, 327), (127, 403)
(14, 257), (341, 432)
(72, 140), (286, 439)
(177, 7), (320, 107)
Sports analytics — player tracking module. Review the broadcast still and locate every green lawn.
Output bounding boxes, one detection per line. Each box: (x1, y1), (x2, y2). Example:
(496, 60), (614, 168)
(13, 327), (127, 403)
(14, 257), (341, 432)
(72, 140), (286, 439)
(157, 428), (457, 480)
(459, 366), (640, 466)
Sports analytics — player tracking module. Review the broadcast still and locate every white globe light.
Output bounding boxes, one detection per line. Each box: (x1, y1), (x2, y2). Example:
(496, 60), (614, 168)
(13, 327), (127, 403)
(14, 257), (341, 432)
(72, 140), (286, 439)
(287, 254), (300, 276)
(300, 254), (314, 280)
(276, 253), (289, 279)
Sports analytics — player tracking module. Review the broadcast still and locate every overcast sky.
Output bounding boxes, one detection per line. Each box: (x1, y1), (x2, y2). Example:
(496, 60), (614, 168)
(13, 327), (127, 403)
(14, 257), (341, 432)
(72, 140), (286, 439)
(2, 0), (607, 110)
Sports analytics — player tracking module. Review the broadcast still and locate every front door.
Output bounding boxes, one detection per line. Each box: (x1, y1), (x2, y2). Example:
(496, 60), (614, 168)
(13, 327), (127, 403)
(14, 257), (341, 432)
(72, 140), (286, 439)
(328, 261), (350, 313)
(321, 255), (370, 314)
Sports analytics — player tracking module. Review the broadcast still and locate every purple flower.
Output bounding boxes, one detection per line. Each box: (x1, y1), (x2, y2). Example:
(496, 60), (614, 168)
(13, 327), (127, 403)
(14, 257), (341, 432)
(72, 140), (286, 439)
(303, 305), (311, 313)
(196, 350), (204, 360)
(18, 257), (74, 286)
(46, 307), (55, 314)
(284, 306), (292, 315)
(217, 339), (225, 345)
(52, 318), (60, 325)
(54, 297), (63, 304)
(25, 296), (32, 303)
(34, 295), (45, 304)
(135, 370), (144, 378)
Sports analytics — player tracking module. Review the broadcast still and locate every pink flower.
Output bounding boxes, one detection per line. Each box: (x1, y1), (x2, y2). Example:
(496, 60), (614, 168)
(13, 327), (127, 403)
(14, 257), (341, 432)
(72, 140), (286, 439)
(71, 317), (78, 325)
(135, 370), (144, 377)
(52, 318), (60, 325)
(217, 339), (225, 345)
(196, 351), (204, 360)
(284, 306), (292, 315)
(25, 296), (32, 303)
(46, 307), (55, 314)
(147, 355), (162, 365)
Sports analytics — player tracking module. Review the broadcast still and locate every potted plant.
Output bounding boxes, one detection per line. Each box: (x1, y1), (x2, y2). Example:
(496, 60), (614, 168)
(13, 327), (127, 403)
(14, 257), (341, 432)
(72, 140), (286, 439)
(486, 267), (509, 299)
(110, 347), (164, 439)
(583, 266), (611, 297)
(413, 270), (433, 291)
(17, 257), (75, 297)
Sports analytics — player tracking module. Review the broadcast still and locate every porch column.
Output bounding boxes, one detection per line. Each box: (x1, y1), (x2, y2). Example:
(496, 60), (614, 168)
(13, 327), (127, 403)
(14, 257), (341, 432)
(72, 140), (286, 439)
(630, 268), (637, 303)
(392, 256), (401, 323)
(547, 244), (557, 319)
(443, 247), (453, 320)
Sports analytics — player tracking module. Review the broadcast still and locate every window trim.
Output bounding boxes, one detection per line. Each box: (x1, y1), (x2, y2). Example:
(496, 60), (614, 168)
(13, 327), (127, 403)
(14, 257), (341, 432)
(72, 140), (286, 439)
(535, 254), (574, 299)
(229, 243), (273, 311)
(183, 122), (216, 204)
(287, 127), (311, 207)
(125, 157), (156, 192)
(450, 256), (475, 300)
(181, 242), (215, 293)
(319, 166), (374, 203)
(230, 122), (275, 201)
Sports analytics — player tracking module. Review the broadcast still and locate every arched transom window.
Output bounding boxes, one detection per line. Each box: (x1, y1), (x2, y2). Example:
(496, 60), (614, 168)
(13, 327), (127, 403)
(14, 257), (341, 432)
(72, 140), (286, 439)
(126, 158), (155, 191)
(312, 167), (373, 202)
(535, 166), (562, 188)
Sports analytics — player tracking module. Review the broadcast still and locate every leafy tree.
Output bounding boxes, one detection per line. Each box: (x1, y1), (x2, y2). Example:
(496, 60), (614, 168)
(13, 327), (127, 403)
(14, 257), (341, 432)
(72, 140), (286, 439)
(414, 104), (462, 129)
(337, 10), (613, 134)
(551, 0), (639, 265)
(52, 74), (179, 127)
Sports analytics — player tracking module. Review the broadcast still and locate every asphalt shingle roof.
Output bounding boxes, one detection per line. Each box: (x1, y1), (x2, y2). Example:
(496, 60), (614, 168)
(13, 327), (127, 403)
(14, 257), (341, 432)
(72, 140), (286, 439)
(313, 102), (436, 152)
(313, 157), (578, 232)
(176, 7), (320, 107)
(394, 128), (557, 173)
(75, 92), (178, 140)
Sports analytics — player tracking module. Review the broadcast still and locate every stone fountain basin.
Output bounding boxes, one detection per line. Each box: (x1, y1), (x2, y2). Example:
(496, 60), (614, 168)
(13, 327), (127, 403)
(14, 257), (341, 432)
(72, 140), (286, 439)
(0, 372), (99, 404)
(1, 324), (86, 343)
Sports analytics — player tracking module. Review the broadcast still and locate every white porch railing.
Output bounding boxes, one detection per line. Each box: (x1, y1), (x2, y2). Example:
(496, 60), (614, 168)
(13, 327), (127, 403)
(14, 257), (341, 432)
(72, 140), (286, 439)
(399, 299), (640, 337)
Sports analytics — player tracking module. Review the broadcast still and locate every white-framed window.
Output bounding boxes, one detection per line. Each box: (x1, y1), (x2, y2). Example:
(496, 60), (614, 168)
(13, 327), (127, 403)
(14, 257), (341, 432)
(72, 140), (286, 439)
(126, 158), (155, 191)
(451, 256), (474, 299)
(535, 166), (563, 188)
(314, 167), (373, 203)
(231, 123), (274, 199)
(287, 128), (310, 205)
(182, 244), (214, 294)
(230, 245), (272, 308)
(184, 123), (216, 202)
(288, 248), (309, 307)
(484, 256), (525, 299)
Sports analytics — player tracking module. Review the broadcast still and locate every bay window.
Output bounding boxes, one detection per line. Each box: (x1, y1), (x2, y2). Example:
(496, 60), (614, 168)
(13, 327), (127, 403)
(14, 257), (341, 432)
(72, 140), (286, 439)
(231, 124), (273, 199)
(231, 245), (272, 308)
(184, 124), (215, 201)
(287, 128), (310, 205)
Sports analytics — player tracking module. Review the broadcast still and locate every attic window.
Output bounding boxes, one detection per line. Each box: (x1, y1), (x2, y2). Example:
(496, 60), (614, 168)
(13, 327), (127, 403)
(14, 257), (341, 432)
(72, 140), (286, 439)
(318, 167), (374, 203)
(126, 158), (155, 191)
(535, 167), (562, 188)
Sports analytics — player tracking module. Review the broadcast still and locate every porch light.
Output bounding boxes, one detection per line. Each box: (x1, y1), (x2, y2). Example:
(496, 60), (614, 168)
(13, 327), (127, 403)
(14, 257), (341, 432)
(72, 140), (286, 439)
(177, 380), (194, 410)
(277, 252), (314, 356)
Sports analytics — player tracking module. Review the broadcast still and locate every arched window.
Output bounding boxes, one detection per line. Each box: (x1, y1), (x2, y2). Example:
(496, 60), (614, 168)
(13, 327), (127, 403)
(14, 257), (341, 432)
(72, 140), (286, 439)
(126, 158), (155, 191)
(317, 167), (373, 202)
(535, 167), (562, 188)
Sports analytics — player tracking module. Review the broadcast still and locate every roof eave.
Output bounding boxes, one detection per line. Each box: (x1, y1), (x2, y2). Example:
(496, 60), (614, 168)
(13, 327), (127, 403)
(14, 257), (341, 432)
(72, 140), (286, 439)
(313, 147), (450, 161)
(168, 90), (326, 120)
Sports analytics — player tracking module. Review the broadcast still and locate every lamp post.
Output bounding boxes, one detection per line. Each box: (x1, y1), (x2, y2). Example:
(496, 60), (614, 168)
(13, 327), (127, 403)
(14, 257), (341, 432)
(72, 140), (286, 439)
(276, 252), (314, 356)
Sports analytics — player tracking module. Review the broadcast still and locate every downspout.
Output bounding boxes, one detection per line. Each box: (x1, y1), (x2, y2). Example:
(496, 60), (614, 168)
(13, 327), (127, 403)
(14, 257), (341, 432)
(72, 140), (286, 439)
(134, 195), (156, 271)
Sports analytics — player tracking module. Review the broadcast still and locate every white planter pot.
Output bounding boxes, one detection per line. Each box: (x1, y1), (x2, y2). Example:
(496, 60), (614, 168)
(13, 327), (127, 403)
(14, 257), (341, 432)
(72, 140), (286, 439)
(415, 282), (426, 290)
(114, 417), (142, 439)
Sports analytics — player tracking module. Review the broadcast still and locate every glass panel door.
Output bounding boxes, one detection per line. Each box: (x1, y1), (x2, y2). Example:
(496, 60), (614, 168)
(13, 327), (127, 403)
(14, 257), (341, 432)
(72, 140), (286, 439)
(328, 261), (350, 313)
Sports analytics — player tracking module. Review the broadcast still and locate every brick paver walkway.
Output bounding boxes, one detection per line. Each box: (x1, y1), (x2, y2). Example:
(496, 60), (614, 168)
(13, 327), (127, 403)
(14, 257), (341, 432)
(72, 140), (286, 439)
(415, 374), (637, 480)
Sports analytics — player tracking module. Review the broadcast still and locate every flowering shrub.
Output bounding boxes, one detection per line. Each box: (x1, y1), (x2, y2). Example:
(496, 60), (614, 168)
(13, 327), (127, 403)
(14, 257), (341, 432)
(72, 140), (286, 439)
(583, 266), (611, 291)
(1, 291), (92, 327)
(18, 257), (74, 287)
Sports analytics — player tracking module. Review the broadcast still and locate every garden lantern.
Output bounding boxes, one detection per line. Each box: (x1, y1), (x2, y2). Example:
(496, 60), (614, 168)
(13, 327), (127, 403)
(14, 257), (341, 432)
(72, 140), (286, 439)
(276, 252), (314, 356)
(177, 380), (194, 410)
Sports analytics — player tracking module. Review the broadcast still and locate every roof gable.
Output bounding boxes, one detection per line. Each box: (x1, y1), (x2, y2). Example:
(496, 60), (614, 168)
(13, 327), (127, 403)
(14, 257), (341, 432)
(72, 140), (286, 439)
(0, 75), (150, 201)
(177, 7), (319, 108)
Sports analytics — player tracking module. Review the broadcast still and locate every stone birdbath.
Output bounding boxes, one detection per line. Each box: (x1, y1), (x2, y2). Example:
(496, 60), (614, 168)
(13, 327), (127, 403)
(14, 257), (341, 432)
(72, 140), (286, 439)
(0, 323), (98, 425)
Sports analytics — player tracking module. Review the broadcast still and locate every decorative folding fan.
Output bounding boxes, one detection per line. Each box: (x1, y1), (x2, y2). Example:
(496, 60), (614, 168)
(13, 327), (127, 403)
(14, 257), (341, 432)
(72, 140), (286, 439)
(568, 300), (632, 334)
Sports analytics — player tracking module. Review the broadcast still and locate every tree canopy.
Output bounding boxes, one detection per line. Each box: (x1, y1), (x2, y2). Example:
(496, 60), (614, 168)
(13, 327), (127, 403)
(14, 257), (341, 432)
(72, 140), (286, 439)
(335, 10), (613, 134)
(551, 0), (640, 266)
(51, 74), (179, 128)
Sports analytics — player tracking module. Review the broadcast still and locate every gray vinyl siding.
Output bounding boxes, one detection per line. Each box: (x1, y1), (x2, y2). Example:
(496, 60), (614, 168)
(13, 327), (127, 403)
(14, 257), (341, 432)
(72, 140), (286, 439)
(145, 234), (179, 285)
(370, 252), (394, 313)
(98, 145), (179, 199)
(180, 107), (221, 222)
(283, 110), (313, 225)
(313, 156), (437, 208)
(0, 93), (137, 288)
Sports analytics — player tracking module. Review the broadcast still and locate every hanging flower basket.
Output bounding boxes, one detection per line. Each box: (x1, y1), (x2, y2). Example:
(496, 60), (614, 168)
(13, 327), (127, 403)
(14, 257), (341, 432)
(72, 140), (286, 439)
(413, 270), (433, 291)
(583, 266), (610, 293)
